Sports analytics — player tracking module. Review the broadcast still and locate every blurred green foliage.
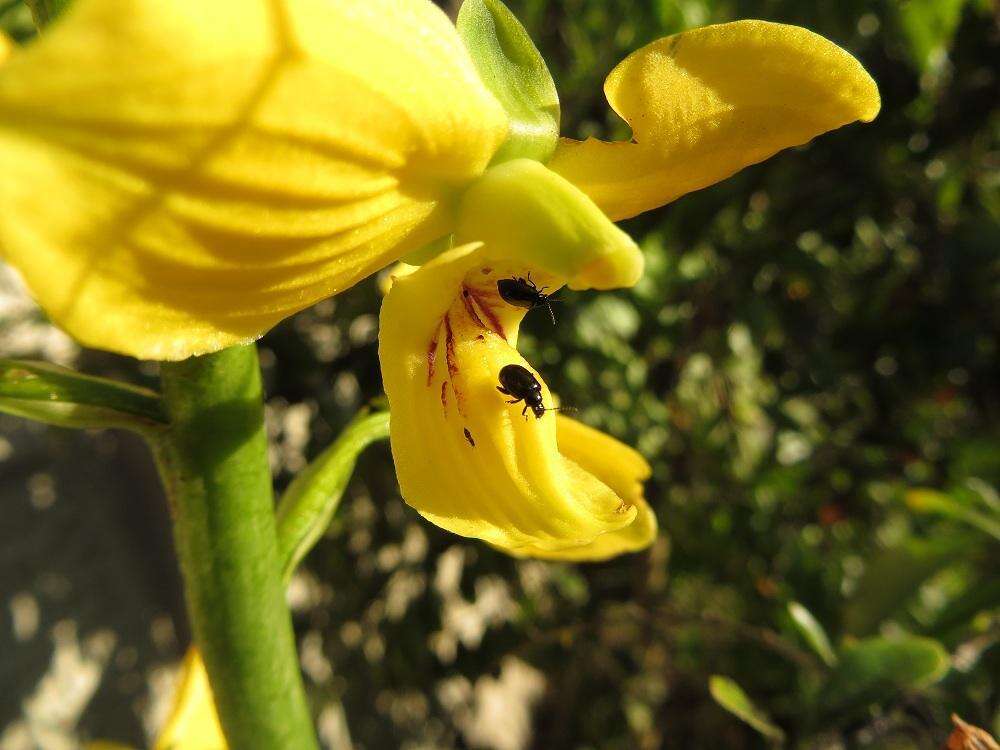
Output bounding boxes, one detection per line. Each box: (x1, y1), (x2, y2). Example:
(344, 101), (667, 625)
(2, 0), (998, 747)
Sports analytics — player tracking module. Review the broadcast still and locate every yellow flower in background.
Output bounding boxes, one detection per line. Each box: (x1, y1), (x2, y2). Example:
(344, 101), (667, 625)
(0, 0), (879, 559)
(86, 648), (227, 750)
(153, 649), (227, 750)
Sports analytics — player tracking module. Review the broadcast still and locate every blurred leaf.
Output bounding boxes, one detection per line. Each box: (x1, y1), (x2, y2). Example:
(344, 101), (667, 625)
(0, 359), (166, 432)
(844, 537), (973, 636)
(906, 488), (1000, 542)
(894, 0), (967, 74)
(709, 675), (785, 743)
(820, 636), (950, 717)
(275, 410), (390, 583)
(457, 0), (559, 163)
(922, 578), (1000, 639)
(788, 601), (837, 667)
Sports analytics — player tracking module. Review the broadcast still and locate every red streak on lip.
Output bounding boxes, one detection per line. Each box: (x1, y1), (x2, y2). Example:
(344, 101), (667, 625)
(465, 288), (505, 339)
(443, 314), (466, 416)
(461, 288), (487, 329)
(426, 322), (440, 386)
(440, 380), (448, 410)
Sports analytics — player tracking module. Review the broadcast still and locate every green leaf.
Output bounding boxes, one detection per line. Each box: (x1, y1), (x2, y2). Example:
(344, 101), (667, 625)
(895, 0), (967, 74)
(709, 675), (786, 743)
(0, 359), (167, 432)
(457, 0), (560, 164)
(922, 578), (1000, 638)
(787, 601), (837, 667)
(819, 635), (950, 716)
(906, 488), (1000, 542)
(275, 410), (390, 583)
(843, 537), (972, 636)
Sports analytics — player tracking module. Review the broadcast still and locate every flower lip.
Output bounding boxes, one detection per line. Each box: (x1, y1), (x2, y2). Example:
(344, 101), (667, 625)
(379, 242), (655, 559)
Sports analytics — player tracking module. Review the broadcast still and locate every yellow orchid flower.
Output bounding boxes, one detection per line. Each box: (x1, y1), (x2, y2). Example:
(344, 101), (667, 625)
(380, 161), (656, 559)
(0, 0), (879, 559)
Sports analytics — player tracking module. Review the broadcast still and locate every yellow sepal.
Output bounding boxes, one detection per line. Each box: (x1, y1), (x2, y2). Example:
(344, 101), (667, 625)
(154, 648), (227, 750)
(548, 20), (880, 220)
(379, 242), (654, 559)
(0, 0), (507, 360)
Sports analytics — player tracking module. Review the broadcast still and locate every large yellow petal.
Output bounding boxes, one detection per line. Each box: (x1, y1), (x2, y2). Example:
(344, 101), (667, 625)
(379, 233), (654, 559)
(0, 0), (507, 360)
(154, 648), (227, 750)
(0, 32), (10, 64)
(548, 20), (880, 221)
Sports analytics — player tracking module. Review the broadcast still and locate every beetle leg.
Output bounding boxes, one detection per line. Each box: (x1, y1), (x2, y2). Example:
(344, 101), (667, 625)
(496, 385), (510, 395)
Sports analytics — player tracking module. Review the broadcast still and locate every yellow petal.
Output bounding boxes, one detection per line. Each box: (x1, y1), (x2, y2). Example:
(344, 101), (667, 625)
(154, 648), (227, 750)
(379, 240), (653, 559)
(0, 33), (11, 64)
(0, 0), (506, 360)
(548, 20), (880, 221)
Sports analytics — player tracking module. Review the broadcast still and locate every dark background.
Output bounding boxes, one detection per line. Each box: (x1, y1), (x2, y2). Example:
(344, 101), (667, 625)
(1, 0), (997, 747)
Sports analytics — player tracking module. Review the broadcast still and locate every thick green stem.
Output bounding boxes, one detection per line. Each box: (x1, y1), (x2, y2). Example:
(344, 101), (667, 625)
(155, 345), (319, 750)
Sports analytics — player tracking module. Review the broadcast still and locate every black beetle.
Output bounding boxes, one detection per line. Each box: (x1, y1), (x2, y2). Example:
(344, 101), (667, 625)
(496, 364), (555, 419)
(496, 275), (556, 323)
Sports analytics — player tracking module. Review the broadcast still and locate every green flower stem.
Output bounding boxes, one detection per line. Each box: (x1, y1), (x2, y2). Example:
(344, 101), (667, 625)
(155, 345), (319, 750)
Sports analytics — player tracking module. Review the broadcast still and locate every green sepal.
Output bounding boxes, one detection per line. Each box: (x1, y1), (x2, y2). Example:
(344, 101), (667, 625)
(0, 359), (166, 432)
(275, 409), (390, 583)
(457, 0), (560, 164)
(25, 0), (71, 28)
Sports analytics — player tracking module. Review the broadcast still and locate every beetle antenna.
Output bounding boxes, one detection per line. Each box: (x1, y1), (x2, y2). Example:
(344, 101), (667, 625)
(546, 405), (576, 414)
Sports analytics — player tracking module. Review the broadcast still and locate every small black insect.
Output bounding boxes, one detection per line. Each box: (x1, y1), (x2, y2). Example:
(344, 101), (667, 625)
(496, 364), (557, 419)
(497, 275), (556, 324)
